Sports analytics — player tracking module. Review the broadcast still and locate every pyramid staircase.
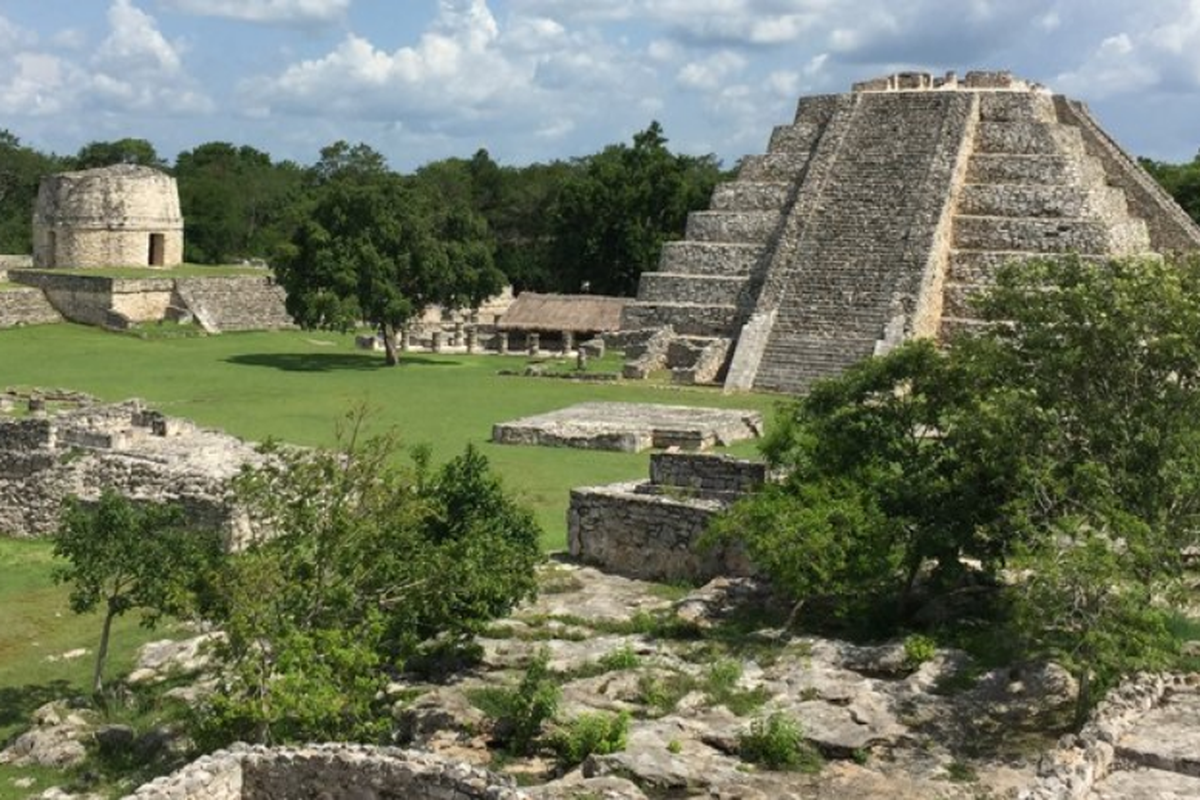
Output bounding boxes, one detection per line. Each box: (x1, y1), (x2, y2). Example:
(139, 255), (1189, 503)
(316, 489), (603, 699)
(619, 101), (837, 382)
(939, 92), (1152, 339)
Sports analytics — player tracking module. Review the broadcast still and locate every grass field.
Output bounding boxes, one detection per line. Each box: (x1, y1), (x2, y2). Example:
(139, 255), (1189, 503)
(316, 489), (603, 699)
(0, 322), (782, 795)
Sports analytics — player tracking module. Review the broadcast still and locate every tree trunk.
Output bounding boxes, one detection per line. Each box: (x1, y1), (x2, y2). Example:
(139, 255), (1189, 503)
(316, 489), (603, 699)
(93, 606), (117, 695)
(1073, 668), (1092, 730)
(382, 323), (399, 366)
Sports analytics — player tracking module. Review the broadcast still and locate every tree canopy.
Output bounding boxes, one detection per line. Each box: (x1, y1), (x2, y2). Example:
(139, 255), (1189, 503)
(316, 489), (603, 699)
(712, 255), (1200, 717)
(273, 146), (504, 365)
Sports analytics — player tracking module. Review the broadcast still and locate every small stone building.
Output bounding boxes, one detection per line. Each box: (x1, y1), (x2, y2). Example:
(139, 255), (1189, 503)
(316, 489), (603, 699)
(32, 164), (183, 269)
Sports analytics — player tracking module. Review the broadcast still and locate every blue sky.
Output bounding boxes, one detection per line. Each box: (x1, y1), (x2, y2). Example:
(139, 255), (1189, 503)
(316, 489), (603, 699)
(2, 0), (1199, 171)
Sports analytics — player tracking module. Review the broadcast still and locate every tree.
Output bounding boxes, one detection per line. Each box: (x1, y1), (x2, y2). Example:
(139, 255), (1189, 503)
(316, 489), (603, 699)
(0, 131), (65, 252)
(174, 142), (307, 263)
(52, 491), (223, 693)
(73, 138), (166, 170)
(713, 255), (1200, 715)
(1141, 153), (1200, 224)
(550, 121), (725, 295)
(196, 417), (542, 747)
(274, 146), (503, 365)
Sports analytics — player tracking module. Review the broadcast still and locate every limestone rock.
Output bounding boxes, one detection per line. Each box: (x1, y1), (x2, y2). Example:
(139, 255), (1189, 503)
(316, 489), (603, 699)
(0, 701), (93, 768)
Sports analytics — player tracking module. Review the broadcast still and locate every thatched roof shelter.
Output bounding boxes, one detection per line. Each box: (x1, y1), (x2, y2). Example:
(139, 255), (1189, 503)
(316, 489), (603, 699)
(497, 293), (627, 333)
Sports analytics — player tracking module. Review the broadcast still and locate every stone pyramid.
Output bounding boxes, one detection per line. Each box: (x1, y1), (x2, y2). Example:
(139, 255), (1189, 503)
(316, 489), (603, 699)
(619, 70), (1200, 395)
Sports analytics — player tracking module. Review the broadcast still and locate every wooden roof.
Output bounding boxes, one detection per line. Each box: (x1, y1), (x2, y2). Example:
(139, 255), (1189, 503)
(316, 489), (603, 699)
(497, 293), (628, 333)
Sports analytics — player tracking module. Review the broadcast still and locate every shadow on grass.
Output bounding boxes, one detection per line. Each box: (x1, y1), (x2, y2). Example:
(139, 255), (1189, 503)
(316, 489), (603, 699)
(225, 353), (460, 372)
(0, 680), (73, 740)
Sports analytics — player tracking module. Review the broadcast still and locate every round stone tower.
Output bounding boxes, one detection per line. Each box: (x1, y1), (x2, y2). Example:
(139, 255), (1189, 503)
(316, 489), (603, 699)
(32, 164), (183, 269)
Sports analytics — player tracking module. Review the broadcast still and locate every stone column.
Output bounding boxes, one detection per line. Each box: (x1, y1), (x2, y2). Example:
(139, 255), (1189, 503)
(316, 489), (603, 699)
(400, 329), (411, 352)
(528, 332), (540, 356)
(431, 330), (444, 353)
(576, 349), (588, 371)
(452, 322), (464, 348)
(497, 331), (509, 355)
(466, 328), (478, 354)
(561, 331), (574, 356)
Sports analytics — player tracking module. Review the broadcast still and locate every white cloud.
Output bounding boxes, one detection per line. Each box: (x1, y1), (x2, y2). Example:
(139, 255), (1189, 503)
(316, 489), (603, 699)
(156, 0), (349, 25)
(1055, 1), (1200, 97)
(677, 50), (747, 90)
(95, 0), (183, 77)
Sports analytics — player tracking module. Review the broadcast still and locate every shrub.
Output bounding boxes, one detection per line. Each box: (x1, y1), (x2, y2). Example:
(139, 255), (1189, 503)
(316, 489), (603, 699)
(903, 634), (938, 669)
(738, 713), (821, 772)
(549, 711), (630, 767)
(469, 649), (560, 755)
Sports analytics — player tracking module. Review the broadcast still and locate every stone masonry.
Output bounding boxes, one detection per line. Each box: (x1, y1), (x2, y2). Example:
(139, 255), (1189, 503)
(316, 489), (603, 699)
(33, 164), (183, 269)
(568, 452), (765, 581)
(0, 286), (62, 327)
(124, 744), (524, 800)
(619, 70), (1200, 394)
(0, 394), (268, 543)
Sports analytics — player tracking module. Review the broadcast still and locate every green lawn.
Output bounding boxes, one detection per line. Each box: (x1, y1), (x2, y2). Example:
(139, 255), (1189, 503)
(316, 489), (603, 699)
(0, 322), (780, 793)
(0, 323), (780, 545)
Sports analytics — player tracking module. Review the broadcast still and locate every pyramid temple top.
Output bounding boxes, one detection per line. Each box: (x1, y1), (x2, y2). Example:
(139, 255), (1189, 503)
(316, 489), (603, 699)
(852, 70), (1048, 94)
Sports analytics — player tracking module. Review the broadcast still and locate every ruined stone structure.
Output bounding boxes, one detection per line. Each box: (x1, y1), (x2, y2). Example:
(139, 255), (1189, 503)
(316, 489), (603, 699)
(568, 452), (764, 581)
(33, 165), (183, 269)
(0, 285), (62, 327)
(0, 394), (267, 543)
(125, 744), (522, 800)
(5, 271), (293, 332)
(620, 70), (1200, 394)
(492, 402), (762, 453)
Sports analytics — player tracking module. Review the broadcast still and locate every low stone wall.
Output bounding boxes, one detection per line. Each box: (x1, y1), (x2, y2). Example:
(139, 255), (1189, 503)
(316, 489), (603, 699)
(0, 287), (63, 327)
(649, 452), (767, 494)
(124, 744), (523, 799)
(1020, 672), (1200, 799)
(568, 452), (762, 581)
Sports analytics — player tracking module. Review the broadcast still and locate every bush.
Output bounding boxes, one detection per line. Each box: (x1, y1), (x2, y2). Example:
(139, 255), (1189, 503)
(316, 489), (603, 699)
(469, 649), (560, 755)
(548, 711), (630, 767)
(903, 634), (938, 669)
(738, 713), (821, 772)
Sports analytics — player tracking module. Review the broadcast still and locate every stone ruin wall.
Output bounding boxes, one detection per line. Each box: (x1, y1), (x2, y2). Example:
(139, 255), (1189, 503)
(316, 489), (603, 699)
(33, 165), (183, 269)
(568, 452), (763, 582)
(0, 397), (264, 545)
(5, 271), (294, 332)
(125, 744), (523, 800)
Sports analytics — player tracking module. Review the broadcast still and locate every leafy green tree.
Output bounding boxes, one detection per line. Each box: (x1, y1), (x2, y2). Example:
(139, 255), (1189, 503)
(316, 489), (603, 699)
(275, 143), (503, 365)
(73, 138), (166, 170)
(715, 255), (1200, 715)
(550, 121), (724, 295)
(52, 491), (223, 693)
(174, 142), (307, 263)
(0, 131), (65, 253)
(1141, 154), (1200, 223)
(197, 419), (541, 747)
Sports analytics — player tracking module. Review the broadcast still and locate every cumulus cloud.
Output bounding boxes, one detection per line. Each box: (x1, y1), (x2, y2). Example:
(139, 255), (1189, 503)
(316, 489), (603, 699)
(677, 51), (747, 90)
(241, 0), (654, 141)
(155, 0), (349, 25)
(1054, 0), (1200, 97)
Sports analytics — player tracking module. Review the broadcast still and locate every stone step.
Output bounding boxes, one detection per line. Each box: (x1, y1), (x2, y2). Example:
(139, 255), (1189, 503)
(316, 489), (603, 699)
(685, 210), (781, 243)
(957, 184), (1129, 219)
(636, 273), (749, 306)
(620, 302), (740, 338)
(754, 334), (879, 393)
(978, 92), (1058, 124)
(737, 152), (810, 182)
(967, 154), (1106, 186)
(658, 241), (764, 276)
(948, 250), (1115, 283)
(953, 216), (1150, 254)
(974, 121), (1084, 156)
(710, 181), (792, 212)
(768, 123), (821, 153)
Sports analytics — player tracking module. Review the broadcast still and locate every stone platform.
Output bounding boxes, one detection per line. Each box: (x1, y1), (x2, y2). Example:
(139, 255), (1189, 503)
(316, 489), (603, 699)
(490, 402), (762, 452)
